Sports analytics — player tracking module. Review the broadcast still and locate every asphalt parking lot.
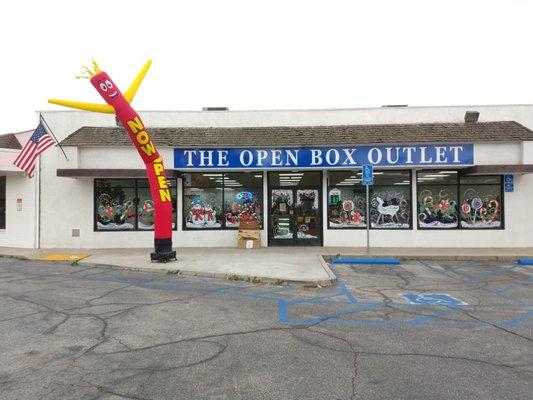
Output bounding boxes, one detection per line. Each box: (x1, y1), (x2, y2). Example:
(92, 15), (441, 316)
(0, 257), (531, 399)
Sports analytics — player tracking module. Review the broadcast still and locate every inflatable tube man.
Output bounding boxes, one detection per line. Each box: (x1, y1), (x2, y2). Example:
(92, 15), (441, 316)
(49, 60), (176, 262)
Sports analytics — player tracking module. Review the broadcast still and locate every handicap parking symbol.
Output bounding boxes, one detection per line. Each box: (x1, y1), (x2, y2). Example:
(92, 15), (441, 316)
(403, 293), (467, 306)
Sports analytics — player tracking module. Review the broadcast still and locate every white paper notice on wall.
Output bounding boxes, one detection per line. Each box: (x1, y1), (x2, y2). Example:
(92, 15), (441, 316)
(16, 198), (22, 212)
(246, 240), (254, 249)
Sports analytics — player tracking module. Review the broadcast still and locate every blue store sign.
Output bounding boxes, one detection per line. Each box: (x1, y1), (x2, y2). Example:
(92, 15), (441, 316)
(174, 144), (474, 169)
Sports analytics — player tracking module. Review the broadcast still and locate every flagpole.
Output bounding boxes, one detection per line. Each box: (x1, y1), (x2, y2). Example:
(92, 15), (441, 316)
(39, 113), (69, 161)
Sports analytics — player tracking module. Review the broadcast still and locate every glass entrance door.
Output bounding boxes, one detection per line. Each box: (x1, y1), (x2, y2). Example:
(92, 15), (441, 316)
(268, 172), (322, 246)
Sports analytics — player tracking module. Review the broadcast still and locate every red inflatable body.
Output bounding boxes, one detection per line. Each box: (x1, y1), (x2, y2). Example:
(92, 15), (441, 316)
(89, 72), (175, 261)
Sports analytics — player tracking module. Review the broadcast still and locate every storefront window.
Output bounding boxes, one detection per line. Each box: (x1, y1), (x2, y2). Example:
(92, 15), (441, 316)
(94, 178), (177, 231)
(0, 176), (5, 229)
(459, 176), (502, 229)
(183, 172), (263, 229)
(328, 170), (411, 229)
(417, 171), (459, 229)
(370, 171), (412, 229)
(328, 171), (367, 228)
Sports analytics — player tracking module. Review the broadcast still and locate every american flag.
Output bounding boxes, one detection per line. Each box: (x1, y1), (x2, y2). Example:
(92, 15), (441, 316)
(13, 123), (55, 178)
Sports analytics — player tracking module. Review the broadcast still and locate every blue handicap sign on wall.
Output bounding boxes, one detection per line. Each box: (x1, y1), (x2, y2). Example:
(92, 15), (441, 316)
(362, 164), (373, 185)
(504, 174), (514, 192)
(403, 293), (467, 306)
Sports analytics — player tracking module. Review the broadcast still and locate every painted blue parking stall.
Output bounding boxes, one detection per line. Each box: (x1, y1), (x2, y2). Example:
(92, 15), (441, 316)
(68, 261), (532, 330)
(330, 257), (400, 265)
(403, 293), (468, 306)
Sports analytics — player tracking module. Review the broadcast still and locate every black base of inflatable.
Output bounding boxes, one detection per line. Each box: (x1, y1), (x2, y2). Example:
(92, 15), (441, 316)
(150, 251), (177, 262)
(151, 237), (177, 263)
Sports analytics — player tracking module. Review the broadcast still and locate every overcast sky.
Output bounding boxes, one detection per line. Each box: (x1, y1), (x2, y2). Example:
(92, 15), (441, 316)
(1, 0), (532, 132)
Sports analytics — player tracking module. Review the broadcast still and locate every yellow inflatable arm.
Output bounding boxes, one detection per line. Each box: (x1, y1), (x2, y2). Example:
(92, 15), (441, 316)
(47, 60), (152, 114)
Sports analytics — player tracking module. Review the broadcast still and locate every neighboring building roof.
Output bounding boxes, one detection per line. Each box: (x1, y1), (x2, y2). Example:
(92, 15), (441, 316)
(0, 133), (22, 149)
(60, 121), (533, 147)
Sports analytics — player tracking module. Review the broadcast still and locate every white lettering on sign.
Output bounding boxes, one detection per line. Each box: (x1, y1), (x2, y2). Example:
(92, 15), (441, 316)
(325, 149), (340, 165)
(450, 146), (463, 163)
(368, 148), (383, 164)
(218, 150), (229, 167)
(174, 144), (474, 168)
(256, 149), (268, 166)
(271, 149), (282, 166)
(240, 150), (253, 167)
(386, 147), (400, 164)
(199, 150), (214, 167)
(420, 147), (433, 163)
(310, 149), (323, 165)
(184, 150), (196, 167)
(342, 148), (356, 165)
(286, 149), (299, 166)
(435, 146), (447, 163)
(402, 147), (415, 164)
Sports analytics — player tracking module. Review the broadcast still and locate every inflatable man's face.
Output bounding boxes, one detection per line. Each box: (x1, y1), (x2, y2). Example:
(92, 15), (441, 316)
(90, 72), (123, 105)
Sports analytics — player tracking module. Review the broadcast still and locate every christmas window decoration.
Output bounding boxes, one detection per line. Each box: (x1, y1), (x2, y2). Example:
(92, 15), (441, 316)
(417, 170), (459, 229)
(95, 178), (177, 231)
(183, 172), (263, 230)
(327, 171), (367, 229)
(369, 171), (412, 229)
(459, 176), (502, 229)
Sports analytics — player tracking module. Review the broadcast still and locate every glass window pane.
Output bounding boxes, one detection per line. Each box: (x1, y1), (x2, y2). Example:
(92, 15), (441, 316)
(417, 170), (458, 185)
(171, 185), (177, 230)
(295, 189), (320, 239)
(328, 184), (367, 228)
(417, 185), (458, 228)
(460, 175), (501, 185)
(373, 170), (410, 186)
(137, 179), (150, 187)
(269, 171), (321, 187)
(328, 170), (361, 186)
(224, 172), (262, 187)
(369, 171), (411, 229)
(137, 186), (154, 230)
(95, 180), (136, 230)
(271, 189), (294, 239)
(224, 188), (263, 228)
(184, 187), (223, 229)
(460, 185), (502, 229)
(184, 173), (223, 188)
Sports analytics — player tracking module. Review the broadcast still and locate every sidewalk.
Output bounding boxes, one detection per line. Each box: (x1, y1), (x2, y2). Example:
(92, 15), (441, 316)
(1, 246), (531, 284)
(0, 247), (335, 284)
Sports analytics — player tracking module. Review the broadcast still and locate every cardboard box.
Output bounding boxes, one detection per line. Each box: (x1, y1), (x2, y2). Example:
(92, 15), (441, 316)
(237, 238), (261, 249)
(237, 230), (260, 241)
(239, 220), (260, 230)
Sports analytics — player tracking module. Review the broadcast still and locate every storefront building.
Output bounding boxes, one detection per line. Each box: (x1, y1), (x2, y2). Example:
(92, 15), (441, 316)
(1, 105), (533, 249)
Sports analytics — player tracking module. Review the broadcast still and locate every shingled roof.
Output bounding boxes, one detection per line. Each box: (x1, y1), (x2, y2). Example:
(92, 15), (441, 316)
(60, 121), (533, 147)
(0, 133), (22, 149)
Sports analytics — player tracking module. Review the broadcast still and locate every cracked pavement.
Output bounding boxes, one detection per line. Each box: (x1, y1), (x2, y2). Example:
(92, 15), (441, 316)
(0, 257), (531, 399)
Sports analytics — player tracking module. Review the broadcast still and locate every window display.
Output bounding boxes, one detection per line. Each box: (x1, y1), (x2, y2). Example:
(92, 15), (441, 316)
(183, 172), (263, 230)
(328, 170), (411, 229)
(417, 171), (459, 229)
(459, 176), (502, 229)
(327, 171), (367, 228)
(95, 179), (176, 231)
(369, 171), (411, 229)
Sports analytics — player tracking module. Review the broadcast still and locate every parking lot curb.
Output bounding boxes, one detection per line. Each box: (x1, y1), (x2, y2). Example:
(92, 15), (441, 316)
(77, 259), (337, 287)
